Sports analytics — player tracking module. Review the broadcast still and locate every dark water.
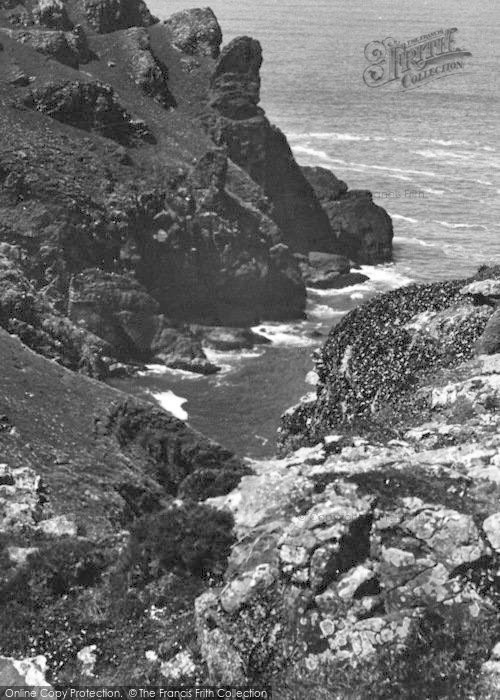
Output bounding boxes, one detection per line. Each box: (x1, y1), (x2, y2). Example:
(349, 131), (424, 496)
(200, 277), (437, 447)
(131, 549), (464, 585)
(118, 0), (500, 458)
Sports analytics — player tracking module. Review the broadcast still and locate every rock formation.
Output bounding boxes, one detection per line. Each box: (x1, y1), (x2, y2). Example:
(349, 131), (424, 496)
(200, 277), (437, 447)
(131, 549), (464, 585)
(303, 166), (394, 264)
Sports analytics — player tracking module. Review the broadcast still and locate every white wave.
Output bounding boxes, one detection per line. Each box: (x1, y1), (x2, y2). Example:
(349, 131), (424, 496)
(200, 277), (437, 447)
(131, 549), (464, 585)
(421, 186), (446, 195)
(433, 220), (487, 230)
(391, 213), (419, 224)
(413, 148), (477, 161)
(393, 236), (437, 248)
(308, 303), (349, 319)
(150, 390), (188, 421)
(136, 363), (204, 379)
(251, 322), (316, 347)
(350, 292), (365, 300)
(359, 264), (414, 289)
(288, 131), (380, 142)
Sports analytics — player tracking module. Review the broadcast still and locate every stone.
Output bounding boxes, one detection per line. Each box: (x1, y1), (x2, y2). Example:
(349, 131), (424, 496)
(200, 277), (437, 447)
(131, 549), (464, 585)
(302, 167), (393, 264)
(22, 81), (155, 145)
(160, 650), (196, 682)
(77, 645), (97, 677)
(83, 0), (157, 34)
(164, 8), (222, 58)
(220, 564), (277, 614)
(460, 279), (500, 302)
(0, 655), (50, 686)
(33, 0), (72, 30)
(36, 515), (78, 537)
(476, 309), (500, 355)
(483, 513), (500, 552)
(7, 546), (39, 566)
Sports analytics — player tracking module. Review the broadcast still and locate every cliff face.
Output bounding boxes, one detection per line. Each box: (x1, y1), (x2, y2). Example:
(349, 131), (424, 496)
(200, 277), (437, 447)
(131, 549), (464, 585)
(192, 268), (500, 696)
(0, 0), (392, 375)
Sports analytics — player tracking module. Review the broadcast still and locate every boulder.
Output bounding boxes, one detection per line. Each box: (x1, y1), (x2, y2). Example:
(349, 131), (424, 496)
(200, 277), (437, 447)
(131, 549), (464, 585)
(303, 167), (393, 264)
(299, 251), (369, 289)
(83, 0), (157, 34)
(33, 0), (72, 30)
(476, 309), (500, 355)
(21, 81), (155, 145)
(164, 7), (222, 59)
(198, 326), (270, 352)
(483, 512), (500, 552)
(124, 27), (175, 108)
(460, 279), (500, 304)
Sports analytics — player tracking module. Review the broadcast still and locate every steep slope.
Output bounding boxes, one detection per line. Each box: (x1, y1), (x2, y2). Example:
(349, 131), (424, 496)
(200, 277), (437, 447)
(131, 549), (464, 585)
(0, 0), (392, 376)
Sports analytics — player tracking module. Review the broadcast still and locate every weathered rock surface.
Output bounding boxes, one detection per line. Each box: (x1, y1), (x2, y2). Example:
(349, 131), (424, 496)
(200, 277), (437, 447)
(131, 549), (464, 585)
(302, 166), (394, 264)
(205, 37), (340, 255)
(164, 7), (222, 59)
(194, 341), (500, 679)
(299, 251), (369, 289)
(21, 80), (155, 145)
(83, 0), (156, 34)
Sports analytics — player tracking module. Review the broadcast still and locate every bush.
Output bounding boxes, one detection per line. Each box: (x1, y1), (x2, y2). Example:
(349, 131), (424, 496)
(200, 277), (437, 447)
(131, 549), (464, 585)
(127, 501), (235, 579)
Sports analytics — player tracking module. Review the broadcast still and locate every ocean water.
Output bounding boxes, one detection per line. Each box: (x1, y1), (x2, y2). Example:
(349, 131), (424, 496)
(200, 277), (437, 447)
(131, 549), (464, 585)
(119, 0), (500, 457)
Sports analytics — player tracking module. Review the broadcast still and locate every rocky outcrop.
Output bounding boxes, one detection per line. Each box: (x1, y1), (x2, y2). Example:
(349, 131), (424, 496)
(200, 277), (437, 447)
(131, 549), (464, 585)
(124, 27), (175, 107)
(4, 26), (92, 67)
(205, 37), (338, 255)
(190, 278), (500, 690)
(299, 251), (369, 290)
(0, 253), (114, 378)
(68, 269), (219, 374)
(83, 0), (156, 34)
(302, 166), (394, 264)
(164, 7), (222, 59)
(21, 80), (155, 144)
(279, 273), (497, 452)
(33, 0), (72, 30)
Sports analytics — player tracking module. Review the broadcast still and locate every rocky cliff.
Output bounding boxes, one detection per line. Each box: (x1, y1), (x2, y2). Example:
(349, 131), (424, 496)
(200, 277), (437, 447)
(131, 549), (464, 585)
(0, 0), (392, 375)
(187, 267), (500, 697)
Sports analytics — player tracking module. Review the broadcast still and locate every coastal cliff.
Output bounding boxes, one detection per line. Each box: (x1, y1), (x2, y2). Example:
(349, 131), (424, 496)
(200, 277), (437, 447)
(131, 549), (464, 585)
(0, 0), (392, 376)
(6, 2), (496, 696)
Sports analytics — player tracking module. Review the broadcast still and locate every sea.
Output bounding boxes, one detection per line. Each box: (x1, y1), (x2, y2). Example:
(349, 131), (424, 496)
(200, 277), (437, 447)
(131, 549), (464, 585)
(116, 0), (500, 458)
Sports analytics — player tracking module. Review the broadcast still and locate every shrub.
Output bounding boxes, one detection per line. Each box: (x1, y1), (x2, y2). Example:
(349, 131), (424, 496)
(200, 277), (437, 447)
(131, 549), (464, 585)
(127, 500), (235, 579)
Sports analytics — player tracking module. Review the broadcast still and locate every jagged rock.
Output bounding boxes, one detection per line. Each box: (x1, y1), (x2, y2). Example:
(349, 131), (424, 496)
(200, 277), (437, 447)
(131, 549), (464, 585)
(83, 0), (156, 34)
(99, 398), (250, 499)
(198, 326), (270, 352)
(460, 279), (500, 304)
(124, 27), (175, 107)
(299, 251), (369, 289)
(195, 591), (245, 684)
(33, 0), (72, 30)
(21, 80), (155, 144)
(164, 7), (222, 59)
(302, 167), (393, 264)
(0, 466), (43, 532)
(8, 28), (82, 68)
(206, 37), (336, 255)
(68, 269), (219, 374)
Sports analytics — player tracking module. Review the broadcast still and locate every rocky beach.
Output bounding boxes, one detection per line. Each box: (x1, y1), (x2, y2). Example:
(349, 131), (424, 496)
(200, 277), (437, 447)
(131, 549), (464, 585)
(1, 0), (500, 697)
